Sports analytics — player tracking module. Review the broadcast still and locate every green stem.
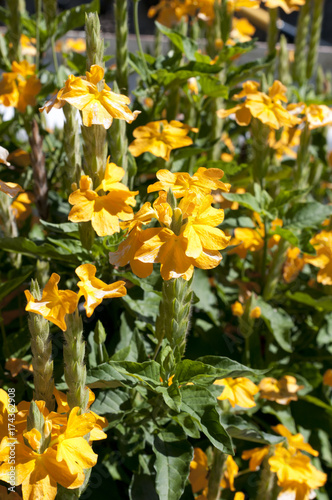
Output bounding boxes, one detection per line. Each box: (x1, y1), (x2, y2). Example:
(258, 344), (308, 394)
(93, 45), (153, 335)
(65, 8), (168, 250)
(51, 36), (60, 87)
(115, 0), (129, 93)
(133, 0), (150, 83)
(306, 0), (325, 79)
(262, 216), (268, 283)
(35, 0), (41, 70)
(293, 0), (311, 86)
(263, 239), (290, 301)
(207, 449), (226, 500)
(267, 8), (279, 56)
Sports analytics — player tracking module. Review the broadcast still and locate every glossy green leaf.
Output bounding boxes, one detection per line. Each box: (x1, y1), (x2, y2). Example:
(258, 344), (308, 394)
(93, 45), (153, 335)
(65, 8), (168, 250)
(257, 299), (293, 352)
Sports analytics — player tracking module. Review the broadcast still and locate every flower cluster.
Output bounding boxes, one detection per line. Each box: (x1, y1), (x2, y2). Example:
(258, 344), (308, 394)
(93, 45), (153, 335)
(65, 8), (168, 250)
(109, 167), (231, 280)
(0, 61), (41, 113)
(0, 388), (107, 500)
(40, 65), (140, 129)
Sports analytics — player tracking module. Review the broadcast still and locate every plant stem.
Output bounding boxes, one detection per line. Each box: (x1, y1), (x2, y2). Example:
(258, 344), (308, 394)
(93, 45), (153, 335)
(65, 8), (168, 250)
(293, 0), (311, 86)
(207, 449), (226, 500)
(133, 0), (150, 83)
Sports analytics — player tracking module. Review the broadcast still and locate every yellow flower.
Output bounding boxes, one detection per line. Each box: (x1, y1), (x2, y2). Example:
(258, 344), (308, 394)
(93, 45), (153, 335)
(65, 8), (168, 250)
(189, 448), (209, 493)
(259, 376), (304, 405)
(230, 18), (256, 42)
(283, 246), (304, 283)
(242, 446), (270, 471)
(323, 369), (332, 386)
(231, 301), (244, 317)
(24, 273), (78, 331)
(303, 231), (332, 285)
(229, 213), (282, 258)
(40, 65), (140, 129)
(0, 61), (41, 113)
(263, 0), (305, 13)
(7, 148), (31, 167)
(268, 127), (301, 160)
(227, 0), (260, 11)
(147, 167), (230, 199)
(187, 77), (199, 95)
(20, 34), (37, 56)
(269, 446), (326, 499)
(272, 425), (319, 457)
(128, 120), (196, 161)
(234, 494), (245, 500)
(249, 306), (261, 318)
(220, 455), (238, 491)
(11, 192), (34, 221)
(218, 80), (301, 130)
(134, 194), (230, 280)
(68, 163), (138, 237)
(305, 104), (332, 130)
(56, 38), (86, 53)
(214, 377), (258, 408)
(75, 263), (127, 317)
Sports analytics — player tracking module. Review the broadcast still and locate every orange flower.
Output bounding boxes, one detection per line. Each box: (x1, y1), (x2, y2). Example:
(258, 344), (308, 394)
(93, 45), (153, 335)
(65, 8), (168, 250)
(227, 0), (260, 11)
(214, 377), (258, 408)
(263, 0), (305, 13)
(129, 120), (196, 161)
(5, 358), (33, 378)
(283, 247), (304, 283)
(323, 369), (332, 386)
(220, 455), (238, 491)
(303, 231), (332, 285)
(56, 38), (86, 53)
(259, 376), (304, 405)
(231, 301), (244, 317)
(75, 263), (127, 317)
(40, 65), (140, 129)
(25, 274), (78, 331)
(0, 61), (41, 113)
(218, 80), (301, 130)
(189, 448), (209, 493)
(7, 148), (31, 167)
(272, 425), (319, 457)
(305, 104), (332, 130)
(242, 446), (270, 471)
(68, 162), (138, 237)
(20, 34), (37, 56)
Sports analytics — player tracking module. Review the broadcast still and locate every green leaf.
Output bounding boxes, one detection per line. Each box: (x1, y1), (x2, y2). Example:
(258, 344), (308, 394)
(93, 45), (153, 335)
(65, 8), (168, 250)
(91, 388), (131, 427)
(257, 299), (293, 352)
(272, 227), (299, 247)
(226, 55), (274, 85)
(198, 75), (228, 98)
(0, 269), (32, 303)
(55, 0), (100, 40)
(180, 385), (233, 453)
(171, 413), (201, 439)
(153, 426), (193, 500)
(0, 237), (82, 264)
(287, 292), (332, 312)
(271, 189), (309, 209)
(219, 415), (285, 445)
(40, 220), (79, 234)
(86, 360), (161, 389)
(156, 22), (198, 60)
(285, 201), (332, 229)
(129, 474), (158, 500)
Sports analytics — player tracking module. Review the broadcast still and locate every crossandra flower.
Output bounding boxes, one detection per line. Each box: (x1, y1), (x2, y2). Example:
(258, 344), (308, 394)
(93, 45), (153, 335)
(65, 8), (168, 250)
(218, 80), (301, 130)
(268, 127), (301, 159)
(5, 358), (33, 378)
(250, 306), (261, 318)
(147, 167), (230, 199)
(229, 212), (282, 258)
(20, 34), (37, 56)
(75, 263), (127, 317)
(110, 170), (230, 280)
(242, 446), (270, 471)
(303, 231), (332, 285)
(259, 376), (304, 405)
(230, 18), (256, 42)
(128, 120), (197, 161)
(269, 446), (326, 499)
(220, 455), (238, 491)
(68, 162), (138, 237)
(214, 377), (259, 408)
(0, 61), (41, 113)
(323, 369), (332, 386)
(11, 191), (34, 221)
(25, 273), (78, 331)
(189, 448), (209, 493)
(40, 65), (140, 129)
(283, 247), (304, 283)
(272, 425), (319, 457)
(56, 37), (86, 53)
(0, 179), (24, 198)
(263, 0), (305, 13)
(231, 301), (244, 316)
